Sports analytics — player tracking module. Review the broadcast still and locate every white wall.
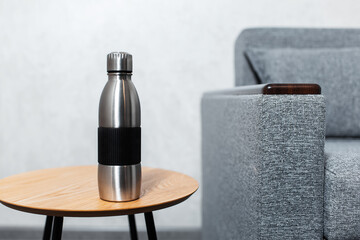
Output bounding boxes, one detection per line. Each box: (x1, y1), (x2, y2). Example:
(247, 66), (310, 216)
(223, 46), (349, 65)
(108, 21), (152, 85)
(0, 0), (359, 231)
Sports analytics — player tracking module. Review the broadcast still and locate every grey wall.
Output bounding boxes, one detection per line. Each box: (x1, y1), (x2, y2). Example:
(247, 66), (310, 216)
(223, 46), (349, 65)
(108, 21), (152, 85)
(0, 0), (359, 231)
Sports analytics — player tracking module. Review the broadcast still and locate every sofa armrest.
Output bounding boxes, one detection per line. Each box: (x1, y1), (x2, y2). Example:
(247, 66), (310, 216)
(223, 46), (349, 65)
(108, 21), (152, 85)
(201, 84), (325, 240)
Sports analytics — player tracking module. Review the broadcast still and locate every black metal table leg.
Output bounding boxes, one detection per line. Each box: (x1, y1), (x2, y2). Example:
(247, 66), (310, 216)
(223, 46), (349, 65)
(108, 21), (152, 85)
(51, 217), (64, 240)
(128, 214), (138, 240)
(43, 216), (54, 240)
(144, 212), (157, 240)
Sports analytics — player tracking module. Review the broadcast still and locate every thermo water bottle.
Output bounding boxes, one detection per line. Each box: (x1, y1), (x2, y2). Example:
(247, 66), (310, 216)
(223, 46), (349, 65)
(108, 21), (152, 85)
(98, 52), (141, 202)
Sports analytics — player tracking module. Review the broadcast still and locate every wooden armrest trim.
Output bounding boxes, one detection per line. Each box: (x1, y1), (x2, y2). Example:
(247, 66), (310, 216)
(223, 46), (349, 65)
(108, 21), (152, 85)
(204, 84), (321, 96)
(262, 84), (321, 95)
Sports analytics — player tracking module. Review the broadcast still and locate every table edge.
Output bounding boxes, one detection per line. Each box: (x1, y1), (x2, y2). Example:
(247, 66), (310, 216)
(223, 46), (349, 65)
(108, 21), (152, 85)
(0, 188), (197, 217)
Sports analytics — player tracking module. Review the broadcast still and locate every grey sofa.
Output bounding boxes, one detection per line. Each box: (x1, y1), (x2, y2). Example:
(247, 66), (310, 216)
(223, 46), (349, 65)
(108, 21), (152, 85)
(201, 28), (360, 240)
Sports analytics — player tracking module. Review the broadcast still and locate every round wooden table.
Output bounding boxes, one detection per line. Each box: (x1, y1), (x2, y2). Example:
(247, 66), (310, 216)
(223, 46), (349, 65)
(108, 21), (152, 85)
(0, 165), (198, 240)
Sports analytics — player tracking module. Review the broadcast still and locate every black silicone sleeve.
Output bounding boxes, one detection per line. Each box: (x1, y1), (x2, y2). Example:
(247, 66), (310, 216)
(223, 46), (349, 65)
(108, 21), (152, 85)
(98, 127), (141, 166)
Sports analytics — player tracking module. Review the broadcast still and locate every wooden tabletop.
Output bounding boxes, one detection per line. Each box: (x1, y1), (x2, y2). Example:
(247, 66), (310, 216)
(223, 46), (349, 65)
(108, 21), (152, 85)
(0, 166), (198, 217)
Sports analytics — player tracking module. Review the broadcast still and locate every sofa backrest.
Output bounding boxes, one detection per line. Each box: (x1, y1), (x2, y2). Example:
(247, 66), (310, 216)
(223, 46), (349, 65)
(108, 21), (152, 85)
(235, 28), (360, 86)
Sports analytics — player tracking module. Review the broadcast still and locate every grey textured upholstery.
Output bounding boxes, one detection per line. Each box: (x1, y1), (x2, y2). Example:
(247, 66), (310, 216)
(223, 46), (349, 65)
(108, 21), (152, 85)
(245, 48), (360, 137)
(235, 28), (360, 86)
(201, 28), (360, 240)
(325, 139), (360, 240)
(202, 94), (325, 240)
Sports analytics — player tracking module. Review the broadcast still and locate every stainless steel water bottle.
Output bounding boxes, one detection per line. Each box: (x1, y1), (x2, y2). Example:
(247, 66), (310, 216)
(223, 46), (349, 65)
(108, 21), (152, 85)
(98, 52), (141, 202)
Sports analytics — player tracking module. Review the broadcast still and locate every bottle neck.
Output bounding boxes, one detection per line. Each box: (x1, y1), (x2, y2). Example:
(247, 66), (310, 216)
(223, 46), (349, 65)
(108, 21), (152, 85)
(107, 72), (132, 81)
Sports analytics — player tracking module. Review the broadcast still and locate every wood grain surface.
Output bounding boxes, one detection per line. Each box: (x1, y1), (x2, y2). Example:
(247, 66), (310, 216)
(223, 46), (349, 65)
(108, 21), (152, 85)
(0, 166), (198, 217)
(262, 83), (321, 95)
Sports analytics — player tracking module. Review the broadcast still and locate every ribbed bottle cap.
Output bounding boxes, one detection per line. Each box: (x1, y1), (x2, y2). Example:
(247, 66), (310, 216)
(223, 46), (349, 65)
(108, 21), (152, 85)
(107, 52), (132, 72)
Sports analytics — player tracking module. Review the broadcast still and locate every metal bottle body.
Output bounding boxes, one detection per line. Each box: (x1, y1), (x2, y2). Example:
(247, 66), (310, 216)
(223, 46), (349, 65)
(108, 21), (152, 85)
(98, 72), (141, 202)
(99, 73), (140, 128)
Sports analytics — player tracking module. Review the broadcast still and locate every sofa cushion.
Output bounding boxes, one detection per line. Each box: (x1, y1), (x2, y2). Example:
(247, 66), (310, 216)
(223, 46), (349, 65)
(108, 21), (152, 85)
(246, 48), (360, 137)
(325, 139), (360, 239)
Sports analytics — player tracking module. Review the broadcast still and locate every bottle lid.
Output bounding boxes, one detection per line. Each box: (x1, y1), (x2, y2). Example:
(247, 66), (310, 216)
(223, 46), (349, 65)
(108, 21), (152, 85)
(107, 52), (132, 72)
